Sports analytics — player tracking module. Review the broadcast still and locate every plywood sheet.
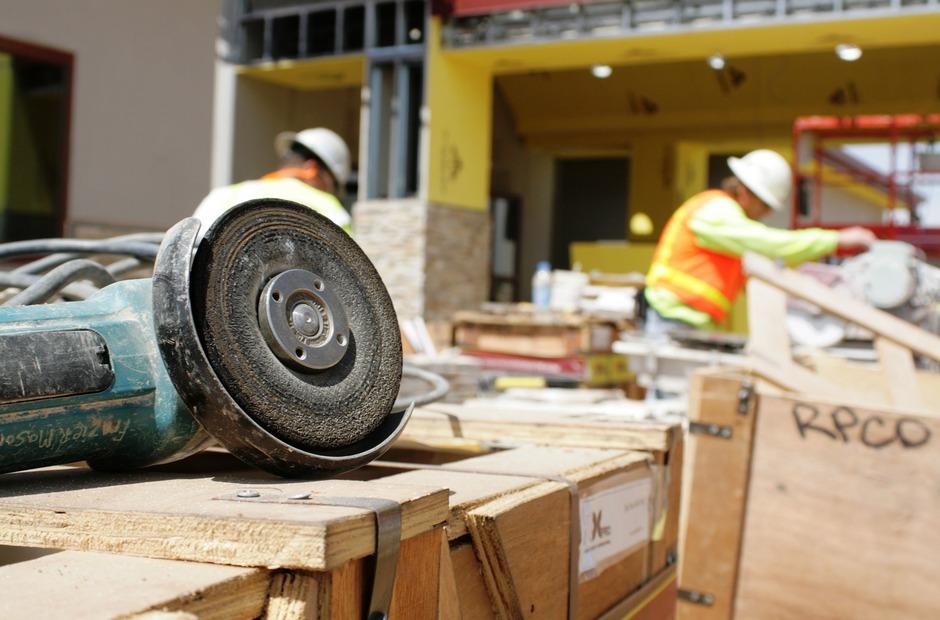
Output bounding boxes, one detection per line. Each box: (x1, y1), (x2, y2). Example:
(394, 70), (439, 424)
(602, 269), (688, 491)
(735, 391), (940, 618)
(0, 467), (448, 571)
(0, 551), (267, 620)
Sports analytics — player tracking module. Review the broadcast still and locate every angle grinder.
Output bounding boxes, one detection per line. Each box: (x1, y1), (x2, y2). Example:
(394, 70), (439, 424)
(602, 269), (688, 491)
(0, 199), (409, 477)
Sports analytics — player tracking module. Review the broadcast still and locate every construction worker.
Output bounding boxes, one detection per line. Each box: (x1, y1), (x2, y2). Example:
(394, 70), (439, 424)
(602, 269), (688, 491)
(644, 149), (876, 336)
(195, 128), (352, 234)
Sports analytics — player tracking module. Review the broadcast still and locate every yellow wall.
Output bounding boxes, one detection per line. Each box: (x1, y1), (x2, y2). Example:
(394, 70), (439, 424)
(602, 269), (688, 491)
(426, 18), (493, 210)
(571, 241), (656, 275)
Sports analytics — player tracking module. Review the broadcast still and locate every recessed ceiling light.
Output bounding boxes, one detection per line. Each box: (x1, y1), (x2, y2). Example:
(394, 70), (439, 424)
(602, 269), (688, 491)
(835, 44), (862, 62)
(707, 53), (726, 71)
(591, 64), (613, 79)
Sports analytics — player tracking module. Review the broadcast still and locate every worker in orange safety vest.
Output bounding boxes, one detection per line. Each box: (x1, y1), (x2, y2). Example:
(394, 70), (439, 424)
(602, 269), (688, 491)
(195, 128), (352, 234)
(644, 149), (876, 336)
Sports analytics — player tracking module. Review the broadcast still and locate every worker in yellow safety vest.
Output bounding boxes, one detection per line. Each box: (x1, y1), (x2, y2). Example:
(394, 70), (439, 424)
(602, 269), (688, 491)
(195, 128), (352, 234)
(644, 149), (876, 336)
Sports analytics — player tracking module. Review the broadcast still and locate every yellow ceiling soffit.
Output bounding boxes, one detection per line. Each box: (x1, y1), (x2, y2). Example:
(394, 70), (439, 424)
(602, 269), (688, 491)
(515, 98), (937, 136)
(447, 12), (940, 74)
(238, 54), (365, 91)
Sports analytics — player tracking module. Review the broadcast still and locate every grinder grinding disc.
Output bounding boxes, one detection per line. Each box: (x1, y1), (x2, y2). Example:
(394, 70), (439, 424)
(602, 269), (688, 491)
(192, 200), (402, 451)
(152, 199), (406, 477)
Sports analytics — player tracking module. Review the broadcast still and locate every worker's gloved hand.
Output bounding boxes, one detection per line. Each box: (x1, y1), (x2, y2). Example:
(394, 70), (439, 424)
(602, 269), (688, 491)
(837, 226), (877, 250)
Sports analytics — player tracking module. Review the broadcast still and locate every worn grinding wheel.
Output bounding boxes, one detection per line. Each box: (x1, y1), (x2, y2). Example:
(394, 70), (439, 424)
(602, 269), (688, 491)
(153, 199), (406, 477)
(192, 199), (402, 451)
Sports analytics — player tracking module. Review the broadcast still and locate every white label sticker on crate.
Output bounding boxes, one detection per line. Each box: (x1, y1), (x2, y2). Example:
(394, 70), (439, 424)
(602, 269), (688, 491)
(578, 475), (652, 581)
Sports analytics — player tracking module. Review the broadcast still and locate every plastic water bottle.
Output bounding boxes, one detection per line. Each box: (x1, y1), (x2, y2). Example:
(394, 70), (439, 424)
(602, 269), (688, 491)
(532, 261), (552, 309)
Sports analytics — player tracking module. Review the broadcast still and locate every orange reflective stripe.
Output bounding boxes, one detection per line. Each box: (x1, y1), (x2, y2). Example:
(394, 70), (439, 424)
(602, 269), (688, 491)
(651, 203), (691, 266)
(647, 263), (732, 312)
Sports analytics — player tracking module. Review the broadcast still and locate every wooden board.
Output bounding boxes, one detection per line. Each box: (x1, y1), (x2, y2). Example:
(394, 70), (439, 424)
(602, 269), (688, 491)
(743, 252), (940, 362)
(265, 570), (320, 620)
(0, 467), (448, 571)
(803, 352), (940, 416)
(437, 531), (462, 620)
(263, 527), (442, 620)
(597, 566), (678, 620)
(387, 526), (443, 618)
(406, 403), (677, 453)
(0, 551), (268, 620)
(735, 389), (940, 619)
(467, 482), (571, 619)
(376, 467), (538, 540)
(453, 309), (618, 357)
(448, 542), (495, 619)
(874, 337), (924, 410)
(677, 371), (758, 620)
(744, 354), (851, 401)
(745, 278), (792, 369)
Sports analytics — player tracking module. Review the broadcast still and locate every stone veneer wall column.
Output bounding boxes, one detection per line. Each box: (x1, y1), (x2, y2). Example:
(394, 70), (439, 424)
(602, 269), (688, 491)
(352, 200), (490, 322)
(424, 203), (490, 321)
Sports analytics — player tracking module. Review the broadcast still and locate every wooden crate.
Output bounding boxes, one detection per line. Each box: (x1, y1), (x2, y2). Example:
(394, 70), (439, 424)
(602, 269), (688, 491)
(453, 309), (619, 358)
(382, 445), (657, 620)
(679, 369), (940, 620)
(401, 402), (684, 582)
(0, 443), (676, 619)
(0, 463), (448, 619)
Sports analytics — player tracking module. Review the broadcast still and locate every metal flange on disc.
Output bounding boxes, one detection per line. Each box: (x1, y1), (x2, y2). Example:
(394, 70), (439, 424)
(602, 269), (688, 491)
(152, 199), (407, 477)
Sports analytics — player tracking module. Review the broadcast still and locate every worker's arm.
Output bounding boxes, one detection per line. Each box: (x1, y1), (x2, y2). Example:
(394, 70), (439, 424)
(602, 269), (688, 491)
(689, 197), (838, 266)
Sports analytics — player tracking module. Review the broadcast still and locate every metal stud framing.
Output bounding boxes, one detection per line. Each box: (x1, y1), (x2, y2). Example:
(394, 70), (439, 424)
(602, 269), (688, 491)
(443, 0), (939, 48)
(221, 0), (428, 201)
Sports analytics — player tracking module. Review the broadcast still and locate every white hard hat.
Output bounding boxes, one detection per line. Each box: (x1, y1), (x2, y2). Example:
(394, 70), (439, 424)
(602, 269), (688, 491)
(275, 127), (351, 187)
(727, 149), (792, 211)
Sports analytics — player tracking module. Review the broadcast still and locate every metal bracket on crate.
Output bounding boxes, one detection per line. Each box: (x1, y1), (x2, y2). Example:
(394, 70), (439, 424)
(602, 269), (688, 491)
(217, 491), (402, 620)
(688, 421), (733, 439)
(736, 380), (757, 417)
(678, 588), (715, 606)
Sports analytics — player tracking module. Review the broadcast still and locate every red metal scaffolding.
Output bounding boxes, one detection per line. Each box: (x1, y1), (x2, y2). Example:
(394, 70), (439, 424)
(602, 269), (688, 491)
(792, 114), (940, 256)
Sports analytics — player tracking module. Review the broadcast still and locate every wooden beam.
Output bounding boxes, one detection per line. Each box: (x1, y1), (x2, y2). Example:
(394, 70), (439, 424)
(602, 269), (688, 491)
(745, 278), (792, 369)
(744, 355), (852, 401)
(874, 337), (925, 410)
(678, 372), (759, 620)
(743, 252), (940, 362)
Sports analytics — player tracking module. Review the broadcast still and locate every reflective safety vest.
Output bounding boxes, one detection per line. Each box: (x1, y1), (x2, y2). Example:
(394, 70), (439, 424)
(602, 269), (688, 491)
(646, 190), (746, 323)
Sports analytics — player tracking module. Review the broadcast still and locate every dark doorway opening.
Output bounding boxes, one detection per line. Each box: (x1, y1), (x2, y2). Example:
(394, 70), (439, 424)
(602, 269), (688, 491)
(0, 35), (73, 241)
(707, 152), (745, 190)
(551, 157), (629, 269)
